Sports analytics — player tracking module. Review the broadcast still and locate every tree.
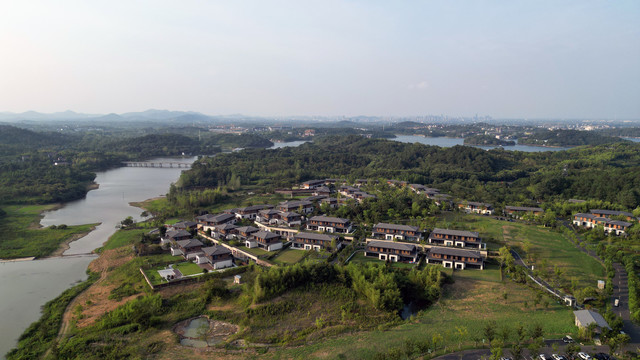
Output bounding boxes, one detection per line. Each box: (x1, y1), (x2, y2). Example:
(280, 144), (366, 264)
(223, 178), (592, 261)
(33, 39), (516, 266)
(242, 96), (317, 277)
(484, 320), (496, 344)
(510, 343), (523, 360)
(432, 332), (443, 351)
(490, 338), (504, 360)
(565, 343), (581, 360)
(121, 216), (134, 227)
(530, 324), (544, 340)
(528, 336), (544, 357)
(456, 326), (468, 350)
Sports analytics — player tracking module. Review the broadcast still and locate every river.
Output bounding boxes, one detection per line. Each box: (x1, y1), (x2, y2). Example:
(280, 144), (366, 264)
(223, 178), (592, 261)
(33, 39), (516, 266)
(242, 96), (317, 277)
(391, 135), (571, 152)
(0, 157), (196, 358)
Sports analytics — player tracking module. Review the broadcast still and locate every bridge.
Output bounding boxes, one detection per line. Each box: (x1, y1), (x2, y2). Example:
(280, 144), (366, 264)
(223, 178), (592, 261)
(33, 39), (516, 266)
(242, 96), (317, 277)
(122, 161), (192, 168)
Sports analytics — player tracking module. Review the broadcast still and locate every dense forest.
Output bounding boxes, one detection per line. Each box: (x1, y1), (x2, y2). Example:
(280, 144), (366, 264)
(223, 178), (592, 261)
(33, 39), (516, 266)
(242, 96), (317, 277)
(174, 135), (640, 209)
(0, 125), (275, 203)
(518, 129), (622, 147)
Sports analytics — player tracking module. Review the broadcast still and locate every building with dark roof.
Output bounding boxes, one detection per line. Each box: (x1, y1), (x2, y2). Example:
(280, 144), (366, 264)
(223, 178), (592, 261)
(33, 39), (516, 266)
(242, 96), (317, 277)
(292, 232), (339, 251)
(458, 201), (494, 215)
(590, 209), (635, 221)
(277, 200), (314, 214)
(427, 228), (486, 250)
(196, 213), (237, 231)
(504, 206), (544, 217)
(307, 216), (353, 234)
(364, 240), (419, 263)
(372, 223), (422, 242)
(196, 246), (233, 269)
(426, 247), (484, 270)
(573, 213), (632, 236)
(171, 239), (205, 260)
(232, 204), (274, 220)
(247, 230), (283, 251)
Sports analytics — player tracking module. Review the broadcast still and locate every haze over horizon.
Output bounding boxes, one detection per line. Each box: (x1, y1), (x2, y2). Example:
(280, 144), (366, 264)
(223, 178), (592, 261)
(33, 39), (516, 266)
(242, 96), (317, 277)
(1, 1), (638, 119)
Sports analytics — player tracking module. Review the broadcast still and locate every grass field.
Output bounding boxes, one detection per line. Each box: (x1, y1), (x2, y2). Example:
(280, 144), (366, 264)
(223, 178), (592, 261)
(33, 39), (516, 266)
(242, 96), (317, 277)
(272, 248), (308, 264)
(437, 214), (604, 288)
(173, 261), (203, 276)
(270, 269), (577, 359)
(99, 227), (147, 251)
(0, 205), (98, 259)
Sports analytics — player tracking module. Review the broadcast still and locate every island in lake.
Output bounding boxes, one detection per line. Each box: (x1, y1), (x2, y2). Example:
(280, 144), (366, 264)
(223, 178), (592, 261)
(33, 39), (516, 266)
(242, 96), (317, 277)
(463, 134), (515, 146)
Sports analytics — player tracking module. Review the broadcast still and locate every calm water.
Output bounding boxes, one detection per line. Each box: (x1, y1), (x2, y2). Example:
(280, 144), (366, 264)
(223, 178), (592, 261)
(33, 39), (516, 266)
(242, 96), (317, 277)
(0, 157), (195, 358)
(391, 135), (571, 152)
(622, 137), (640, 143)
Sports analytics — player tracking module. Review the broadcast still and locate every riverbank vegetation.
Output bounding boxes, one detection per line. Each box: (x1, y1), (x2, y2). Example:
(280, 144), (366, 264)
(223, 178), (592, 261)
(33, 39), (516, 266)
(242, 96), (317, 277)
(0, 205), (97, 259)
(5, 271), (98, 360)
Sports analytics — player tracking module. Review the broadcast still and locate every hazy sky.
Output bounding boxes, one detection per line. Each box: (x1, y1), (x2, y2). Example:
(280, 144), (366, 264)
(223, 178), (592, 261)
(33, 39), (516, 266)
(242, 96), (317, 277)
(1, 1), (638, 119)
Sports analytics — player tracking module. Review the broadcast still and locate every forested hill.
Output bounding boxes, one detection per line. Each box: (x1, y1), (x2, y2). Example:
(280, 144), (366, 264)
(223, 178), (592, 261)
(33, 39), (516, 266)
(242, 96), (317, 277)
(518, 129), (622, 147)
(0, 125), (76, 156)
(177, 135), (640, 208)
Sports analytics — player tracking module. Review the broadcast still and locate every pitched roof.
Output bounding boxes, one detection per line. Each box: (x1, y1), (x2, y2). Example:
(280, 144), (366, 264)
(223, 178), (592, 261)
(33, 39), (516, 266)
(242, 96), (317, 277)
(590, 209), (634, 218)
(430, 228), (480, 238)
(173, 221), (197, 228)
(253, 230), (281, 240)
(374, 223), (420, 232)
(294, 232), (337, 242)
(202, 245), (231, 256)
(215, 223), (238, 231)
(165, 229), (191, 239)
(279, 211), (302, 219)
(176, 238), (204, 249)
(464, 201), (493, 208)
(309, 216), (349, 224)
(573, 310), (611, 329)
(278, 200), (313, 209)
(367, 240), (417, 252)
(428, 247), (482, 259)
(259, 209), (280, 216)
(196, 213), (235, 223)
(236, 226), (259, 234)
(235, 204), (273, 212)
(505, 206), (544, 212)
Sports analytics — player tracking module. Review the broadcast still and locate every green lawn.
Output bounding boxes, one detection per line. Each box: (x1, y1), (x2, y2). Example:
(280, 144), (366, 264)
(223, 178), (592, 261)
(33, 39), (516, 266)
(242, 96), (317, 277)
(0, 205), (98, 259)
(173, 261), (203, 276)
(99, 228), (147, 251)
(272, 248), (308, 264)
(437, 214), (604, 288)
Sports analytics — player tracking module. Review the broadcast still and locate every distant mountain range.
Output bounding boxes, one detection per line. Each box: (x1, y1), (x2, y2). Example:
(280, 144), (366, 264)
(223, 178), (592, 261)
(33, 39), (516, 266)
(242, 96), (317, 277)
(0, 109), (214, 122)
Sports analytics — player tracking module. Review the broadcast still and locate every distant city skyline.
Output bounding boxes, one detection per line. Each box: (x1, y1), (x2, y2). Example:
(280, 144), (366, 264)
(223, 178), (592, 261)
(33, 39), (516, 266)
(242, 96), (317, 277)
(1, 1), (638, 119)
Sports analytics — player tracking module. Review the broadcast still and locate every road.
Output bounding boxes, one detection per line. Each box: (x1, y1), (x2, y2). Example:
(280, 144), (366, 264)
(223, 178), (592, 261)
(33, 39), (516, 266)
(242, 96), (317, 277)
(559, 221), (640, 344)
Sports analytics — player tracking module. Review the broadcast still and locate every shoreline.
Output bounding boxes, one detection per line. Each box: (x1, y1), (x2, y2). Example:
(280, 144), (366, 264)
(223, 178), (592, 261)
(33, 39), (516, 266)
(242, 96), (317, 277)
(44, 224), (101, 258)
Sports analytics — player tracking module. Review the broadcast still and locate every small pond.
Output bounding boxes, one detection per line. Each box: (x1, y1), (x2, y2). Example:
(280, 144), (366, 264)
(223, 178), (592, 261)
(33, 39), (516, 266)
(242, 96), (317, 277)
(174, 316), (239, 348)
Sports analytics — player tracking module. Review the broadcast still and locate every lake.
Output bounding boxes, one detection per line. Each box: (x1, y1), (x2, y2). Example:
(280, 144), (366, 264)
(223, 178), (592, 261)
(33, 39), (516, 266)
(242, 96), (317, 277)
(391, 135), (571, 152)
(0, 157), (196, 358)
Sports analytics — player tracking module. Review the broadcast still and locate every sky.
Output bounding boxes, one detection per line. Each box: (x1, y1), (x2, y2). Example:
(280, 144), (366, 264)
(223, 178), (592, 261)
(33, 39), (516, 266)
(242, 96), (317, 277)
(0, 1), (638, 119)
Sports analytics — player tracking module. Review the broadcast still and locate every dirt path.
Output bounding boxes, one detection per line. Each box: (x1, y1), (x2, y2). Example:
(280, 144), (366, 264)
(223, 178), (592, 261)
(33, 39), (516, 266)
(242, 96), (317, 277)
(57, 247), (135, 340)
